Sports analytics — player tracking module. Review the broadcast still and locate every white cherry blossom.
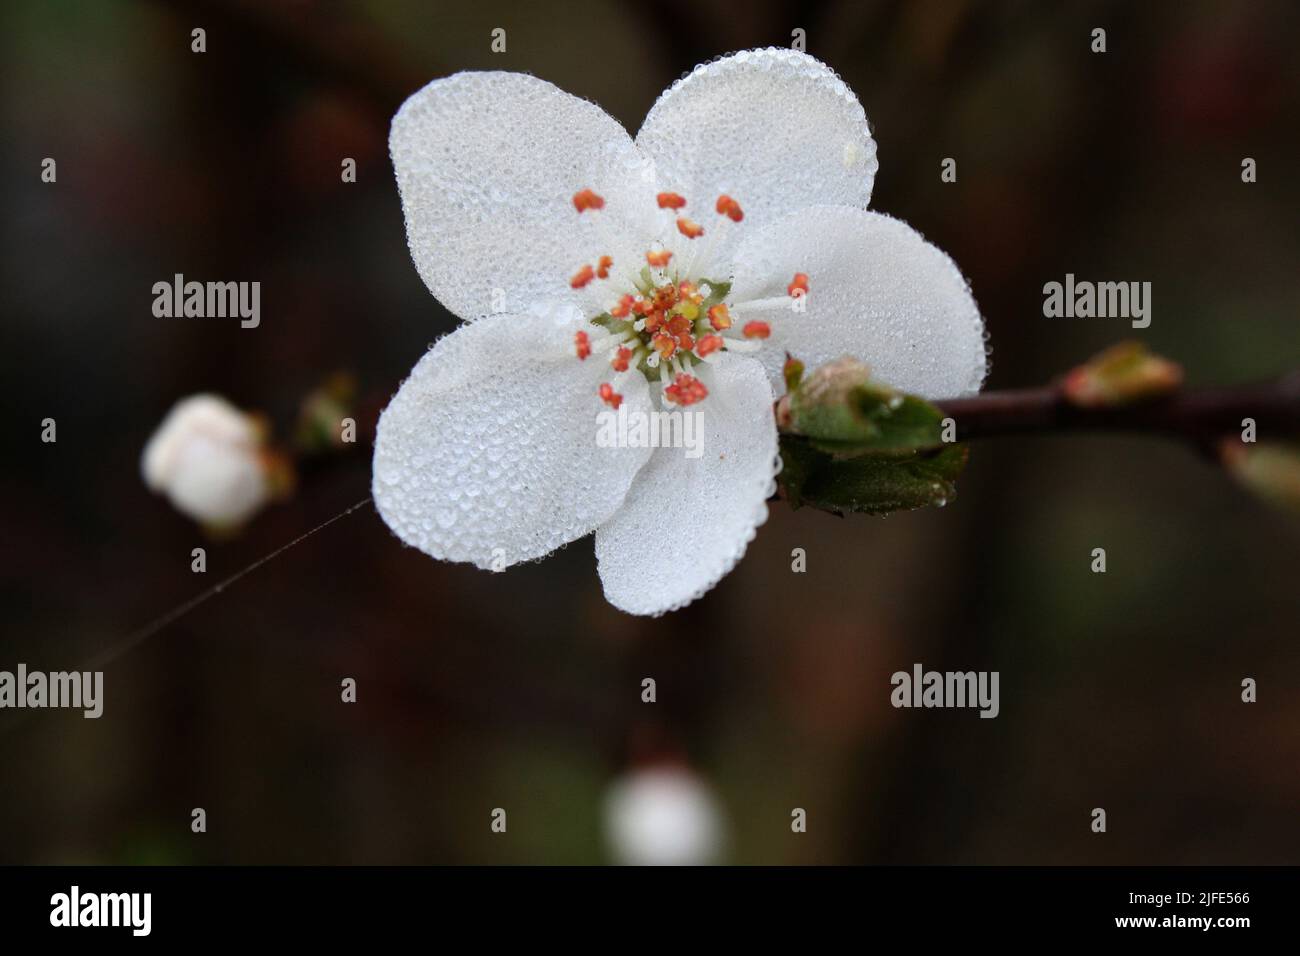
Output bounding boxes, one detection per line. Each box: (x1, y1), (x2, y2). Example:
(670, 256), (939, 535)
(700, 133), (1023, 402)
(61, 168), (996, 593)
(603, 766), (725, 866)
(142, 394), (274, 527)
(373, 49), (987, 616)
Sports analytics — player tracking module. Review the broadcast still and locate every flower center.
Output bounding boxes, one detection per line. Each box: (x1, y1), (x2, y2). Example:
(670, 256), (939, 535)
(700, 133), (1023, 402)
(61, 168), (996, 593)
(568, 189), (807, 409)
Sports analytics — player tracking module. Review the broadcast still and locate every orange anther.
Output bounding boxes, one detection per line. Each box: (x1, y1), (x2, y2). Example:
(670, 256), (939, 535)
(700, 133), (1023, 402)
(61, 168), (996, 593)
(598, 382), (623, 410)
(573, 189), (605, 213)
(787, 272), (809, 297)
(715, 194), (744, 222)
(570, 264), (595, 289)
(652, 334), (677, 360)
(696, 334), (724, 356)
(664, 373), (708, 406)
(611, 347), (633, 372)
(676, 217), (704, 239)
(666, 314), (692, 337)
(707, 303), (732, 331)
(742, 321), (771, 339)
(574, 330), (591, 360)
(656, 192), (686, 210)
(646, 249), (673, 268)
(596, 255), (613, 279)
(609, 294), (634, 318)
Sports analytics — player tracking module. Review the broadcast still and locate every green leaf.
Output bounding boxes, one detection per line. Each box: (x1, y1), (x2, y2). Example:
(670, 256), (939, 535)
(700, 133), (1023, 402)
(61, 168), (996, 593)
(699, 277), (731, 307)
(784, 358), (947, 457)
(777, 437), (820, 511)
(590, 312), (633, 335)
(779, 439), (967, 516)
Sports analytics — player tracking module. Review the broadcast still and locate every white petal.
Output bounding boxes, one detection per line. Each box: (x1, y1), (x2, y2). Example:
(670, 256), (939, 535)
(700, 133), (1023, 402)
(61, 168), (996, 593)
(391, 72), (658, 322)
(372, 311), (654, 568)
(165, 438), (269, 527)
(141, 394), (272, 526)
(729, 206), (988, 398)
(142, 394), (259, 491)
(595, 355), (778, 616)
(636, 49), (876, 266)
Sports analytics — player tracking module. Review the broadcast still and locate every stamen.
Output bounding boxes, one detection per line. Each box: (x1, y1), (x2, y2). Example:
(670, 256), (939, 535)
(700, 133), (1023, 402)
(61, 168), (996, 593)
(557, 188), (755, 407)
(592, 329), (633, 354)
(570, 264), (595, 289)
(598, 382), (624, 409)
(676, 217), (704, 239)
(664, 373), (708, 406)
(696, 334), (723, 356)
(787, 272), (809, 297)
(609, 294), (634, 318)
(687, 196), (741, 275)
(718, 335), (761, 353)
(715, 194), (744, 222)
(730, 295), (793, 313)
(572, 192), (643, 289)
(573, 189), (605, 213)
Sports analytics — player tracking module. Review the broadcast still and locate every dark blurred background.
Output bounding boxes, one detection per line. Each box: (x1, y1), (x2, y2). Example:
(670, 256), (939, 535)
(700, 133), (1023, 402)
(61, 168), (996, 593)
(2, 0), (1297, 864)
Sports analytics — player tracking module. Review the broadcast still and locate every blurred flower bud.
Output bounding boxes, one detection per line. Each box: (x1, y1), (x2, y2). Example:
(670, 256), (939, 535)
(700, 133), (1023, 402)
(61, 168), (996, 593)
(142, 394), (290, 529)
(295, 371), (358, 454)
(603, 766), (725, 866)
(782, 352), (806, 394)
(1061, 341), (1183, 408)
(1220, 440), (1300, 515)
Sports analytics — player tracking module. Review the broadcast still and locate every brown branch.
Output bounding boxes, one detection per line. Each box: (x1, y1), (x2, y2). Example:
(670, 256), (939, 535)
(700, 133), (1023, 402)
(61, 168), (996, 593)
(933, 373), (1300, 449)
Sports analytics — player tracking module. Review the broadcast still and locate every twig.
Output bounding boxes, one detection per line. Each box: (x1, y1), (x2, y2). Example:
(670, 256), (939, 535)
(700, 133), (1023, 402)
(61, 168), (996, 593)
(933, 373), (1300, 448)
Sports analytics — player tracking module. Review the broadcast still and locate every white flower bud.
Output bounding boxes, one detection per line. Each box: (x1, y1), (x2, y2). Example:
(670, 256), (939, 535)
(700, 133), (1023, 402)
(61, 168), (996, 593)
(603, 766), (725, 866)
(142, 394), (272, 526)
